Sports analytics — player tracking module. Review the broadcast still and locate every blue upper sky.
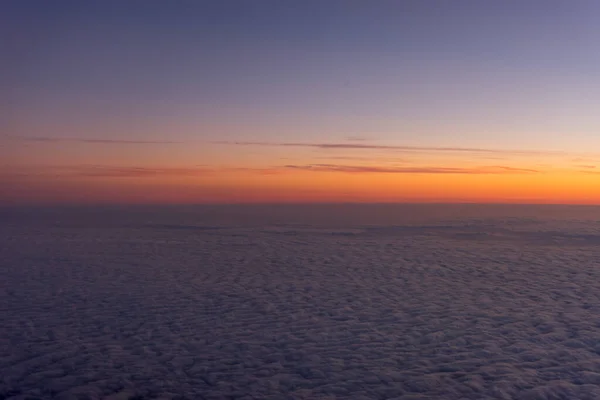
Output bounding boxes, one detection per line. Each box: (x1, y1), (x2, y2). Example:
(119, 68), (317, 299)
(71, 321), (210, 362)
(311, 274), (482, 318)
(4, 0), (600, 151)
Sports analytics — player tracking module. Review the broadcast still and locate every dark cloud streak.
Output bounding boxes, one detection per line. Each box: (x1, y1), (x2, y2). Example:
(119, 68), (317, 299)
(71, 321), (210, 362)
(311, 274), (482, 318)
(214, 141), (564, 156)
(1, 165), (283, 179)
(4, 136), (179, 144)
(284, 164), (540, 175)
(57, 165), (213, 178)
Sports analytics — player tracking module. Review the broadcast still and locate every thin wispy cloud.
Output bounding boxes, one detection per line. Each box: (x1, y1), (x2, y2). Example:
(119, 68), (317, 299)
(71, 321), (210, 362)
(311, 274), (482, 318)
(0, 162), (540, 181)
(284, 164), (540, 175)
(4, 135), (179, 144)
(346, 136), (372, 142)
(69, 166), (214, 178)
(53, 165), (213, 178)
(0, 165), (284, 179)
(314, 156), (395, 161)
(214, 141), (565, 156)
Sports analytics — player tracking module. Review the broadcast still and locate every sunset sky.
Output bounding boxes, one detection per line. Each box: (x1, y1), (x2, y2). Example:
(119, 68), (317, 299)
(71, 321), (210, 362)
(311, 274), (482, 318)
(3, 1), (600, 205)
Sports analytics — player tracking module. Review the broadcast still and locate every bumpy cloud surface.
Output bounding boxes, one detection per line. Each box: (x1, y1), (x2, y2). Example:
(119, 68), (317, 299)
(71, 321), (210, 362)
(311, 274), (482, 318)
(2, 205), (600, 399)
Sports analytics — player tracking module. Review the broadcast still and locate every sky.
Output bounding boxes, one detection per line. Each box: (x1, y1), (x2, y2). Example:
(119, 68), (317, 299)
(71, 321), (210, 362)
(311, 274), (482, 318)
(2, 0), (600, 205)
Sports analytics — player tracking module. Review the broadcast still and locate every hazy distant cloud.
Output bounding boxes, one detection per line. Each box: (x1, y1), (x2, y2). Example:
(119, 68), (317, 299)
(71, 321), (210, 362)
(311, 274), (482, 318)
(284, 164), (539, 174)
(60, 165), (212, 178)
(0, 162), (538, 181)
(346, 136), (372, 142)
(4, 135), (179, 144)
(570, 157), (599, 163)
(315, 155), (393, 161)
(215, 141), (563, 156)
(61, 163), (541, 178)
(1, 165), (283, 179)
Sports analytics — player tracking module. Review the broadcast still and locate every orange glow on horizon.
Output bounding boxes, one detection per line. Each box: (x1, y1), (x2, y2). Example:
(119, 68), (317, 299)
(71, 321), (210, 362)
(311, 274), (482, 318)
(2, 166), (600, 206)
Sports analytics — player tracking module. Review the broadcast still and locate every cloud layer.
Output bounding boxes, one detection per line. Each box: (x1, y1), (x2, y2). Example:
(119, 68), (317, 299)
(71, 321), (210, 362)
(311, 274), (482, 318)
(4, 136), (179, 144)
(284, 164), (539, 174)
(3, 208), (600, 398)
(216, 141), (565, 156)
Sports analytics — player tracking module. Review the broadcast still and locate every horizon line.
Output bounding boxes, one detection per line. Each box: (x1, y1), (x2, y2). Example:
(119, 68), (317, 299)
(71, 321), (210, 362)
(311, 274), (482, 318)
(1, 201), (599, 208)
